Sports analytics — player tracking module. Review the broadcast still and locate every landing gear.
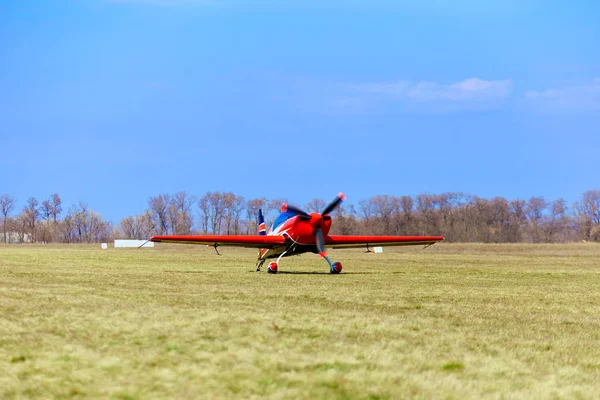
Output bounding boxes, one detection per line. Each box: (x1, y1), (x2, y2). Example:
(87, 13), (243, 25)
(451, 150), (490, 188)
(256, 259), (265, 272)
(320, 253), (343, 274)
(267, 262), (278, 274)
(331, 261), (342, 274)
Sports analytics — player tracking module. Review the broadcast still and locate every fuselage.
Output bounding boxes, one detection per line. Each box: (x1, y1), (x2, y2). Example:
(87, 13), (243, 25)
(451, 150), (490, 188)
(259, 211), (332, 260)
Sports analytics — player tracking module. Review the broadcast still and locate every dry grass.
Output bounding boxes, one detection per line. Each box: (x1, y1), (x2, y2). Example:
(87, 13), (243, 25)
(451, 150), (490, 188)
(1, 243), (600, 399)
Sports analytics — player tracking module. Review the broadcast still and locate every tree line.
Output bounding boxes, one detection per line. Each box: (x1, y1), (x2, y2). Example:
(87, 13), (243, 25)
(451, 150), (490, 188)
(1, 190), (599, 244)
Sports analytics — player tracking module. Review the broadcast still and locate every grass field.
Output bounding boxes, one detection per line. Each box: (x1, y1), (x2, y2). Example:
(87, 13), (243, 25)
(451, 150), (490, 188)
(2, 243), (600, 399)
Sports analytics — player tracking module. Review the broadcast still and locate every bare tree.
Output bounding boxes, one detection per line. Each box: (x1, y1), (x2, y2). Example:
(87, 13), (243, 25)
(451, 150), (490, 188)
(49, 193), (62, 223)
(541, 198), (568, 242)
(171, 191), (196, 235)
(266, 198), (285, 216)
(266, 198), (286, 226)
(573, 190), (600, 241)
(0, 194), (15, 243)
(118, 211), (156, 239)
(581, 190), (600, 224)
(197, 192), (227, 234)
(39, 200), (53, 243)
(526, 196), (547, 243)
(119, 216), (138, 239)
(22, 197), (40, 242)
(197, 194), (210, 234)
(209, 192), (225, 234)
(394, 195), (415, 235)
(416, 194), (440, 236)
(224, 194), (245, 234)
(148, 194), (171, 235)
(305, 198), (326, 213)
(245, 197), (268, 234)
(66, 202), (112, 243)
(508, 199), (527, 242)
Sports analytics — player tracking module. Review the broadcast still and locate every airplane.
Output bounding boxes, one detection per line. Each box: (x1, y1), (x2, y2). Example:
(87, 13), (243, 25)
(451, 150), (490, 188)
(150, 193), (444, 274)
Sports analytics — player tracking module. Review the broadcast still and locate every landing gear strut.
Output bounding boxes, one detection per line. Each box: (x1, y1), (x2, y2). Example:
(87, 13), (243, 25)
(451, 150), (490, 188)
(321, 254), (343, 274)
(256, 259), (265, 272)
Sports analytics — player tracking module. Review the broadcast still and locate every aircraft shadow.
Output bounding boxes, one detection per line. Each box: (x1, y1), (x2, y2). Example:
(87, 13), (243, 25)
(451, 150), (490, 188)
(164, 270), (211, 273)
(164, 270), (376, 275)
(272, 271), (374, 275)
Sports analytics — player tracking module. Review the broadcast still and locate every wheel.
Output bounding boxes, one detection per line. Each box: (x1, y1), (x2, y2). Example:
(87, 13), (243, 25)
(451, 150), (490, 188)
(267, 262), (278, 274)
(330, 261), (342, 274)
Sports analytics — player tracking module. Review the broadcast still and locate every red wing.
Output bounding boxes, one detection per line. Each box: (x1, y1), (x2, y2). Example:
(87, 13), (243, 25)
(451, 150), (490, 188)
(150, 235), (286, 249)
(326, 235), (444, 249)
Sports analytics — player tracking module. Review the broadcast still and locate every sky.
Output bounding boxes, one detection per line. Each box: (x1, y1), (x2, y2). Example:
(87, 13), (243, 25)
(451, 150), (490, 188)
(1, 0), (599, 223)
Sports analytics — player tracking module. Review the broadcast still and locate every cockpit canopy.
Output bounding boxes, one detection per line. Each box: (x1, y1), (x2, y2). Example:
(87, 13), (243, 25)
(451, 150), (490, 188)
(271, 210), (302, 232)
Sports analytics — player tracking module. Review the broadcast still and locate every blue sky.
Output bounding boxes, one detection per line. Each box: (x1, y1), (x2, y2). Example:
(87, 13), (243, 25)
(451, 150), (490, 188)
(1, 0), (599, 222)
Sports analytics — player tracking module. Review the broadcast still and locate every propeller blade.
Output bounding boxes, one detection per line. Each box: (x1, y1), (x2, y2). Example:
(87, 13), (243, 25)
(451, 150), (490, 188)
(315, 225), (326, 256)
(321, 192), (346, 216)
(285, 203), (310, 217)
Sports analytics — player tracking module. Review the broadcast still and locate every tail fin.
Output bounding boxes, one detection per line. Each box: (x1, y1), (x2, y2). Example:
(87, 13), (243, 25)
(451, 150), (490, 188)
(258, 209), (267, 235)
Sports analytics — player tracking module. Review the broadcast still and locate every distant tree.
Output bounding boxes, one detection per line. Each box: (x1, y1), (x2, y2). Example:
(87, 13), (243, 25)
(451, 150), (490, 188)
(66, 202), (112, 243)
(305, 198), (326, 213)
(208, 192), (225, 234)
(22, 197), (40, 242)
(148, 194), (171, 235)
(573, 190), (600, 241)
(370, 195), (394, 235)
(119, 216), (138, 239)
(166, 204), (178, 235)
(266, 198), (285, 216)
(436, 193), (456, 238)
(170, 191), (196, 235)
(395, 195), (415, 235)
(416, 194), (439, 236)
(508, 199), (527, 242)
(266, 198), (286, 226)
(197, 194), (210, 234)
(541, 198), (568, 242)
(219, 193), (244, 234)
(37, 194), (63, 243)
(330, 204), (359, 235)
(526, 196), (547, 243)
(245, 197), (268, 234)
(49, 193), (62, 223)
(488, 197), (511, 242)
(581, 190), (600, 224)
(39, 200), (53, 242)
(357, 198), (373, 221)
(0, 194), (16, 243)
(118, 211), (156, 239)
(137, 211), (157, 238)
(15, 212), (29, 243)
(198, 192), (229, 234)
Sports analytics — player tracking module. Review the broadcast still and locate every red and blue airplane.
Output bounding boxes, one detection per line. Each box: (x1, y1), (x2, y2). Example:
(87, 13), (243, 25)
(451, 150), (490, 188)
(150, 193), (444, 274)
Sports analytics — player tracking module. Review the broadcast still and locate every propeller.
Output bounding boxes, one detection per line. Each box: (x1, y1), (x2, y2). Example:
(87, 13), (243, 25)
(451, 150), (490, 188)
(282, 193), (346, 256)
(315, 225), (326, 255)
(322, 192), (346, 216)
(283, 203), (310, 217)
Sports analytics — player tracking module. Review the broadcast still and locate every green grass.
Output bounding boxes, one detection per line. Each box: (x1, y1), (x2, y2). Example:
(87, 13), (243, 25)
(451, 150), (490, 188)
(1, 243), (600, 399)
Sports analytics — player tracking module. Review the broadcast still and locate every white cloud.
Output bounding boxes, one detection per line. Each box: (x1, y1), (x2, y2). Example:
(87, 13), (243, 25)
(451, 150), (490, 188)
(524, 79), (600, 112)
(411, 78), (513, 101)
(342, 78), (513, 112)
(348, 78), (513, 102)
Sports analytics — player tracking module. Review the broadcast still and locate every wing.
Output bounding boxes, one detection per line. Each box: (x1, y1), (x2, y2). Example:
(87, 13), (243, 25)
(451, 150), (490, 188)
(150, 235), (286, 249)
(326, 235), (444, 249)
